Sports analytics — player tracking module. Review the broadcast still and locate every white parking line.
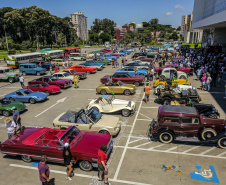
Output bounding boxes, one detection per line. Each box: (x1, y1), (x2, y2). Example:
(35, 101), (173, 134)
(148, 144), (165, 150)
(216, 151), (226, 157)
(134, 142), (152, 148)
(139, 113), (152, 120)
(181, 145), (202, 153)
(199, 147), (216, 155)
(128, 138), (143, 144)
(141, 107), (159, 109)
(137, 119), (152, 121)
(165, 145), (183, 152)
(9, 164), (152, 185)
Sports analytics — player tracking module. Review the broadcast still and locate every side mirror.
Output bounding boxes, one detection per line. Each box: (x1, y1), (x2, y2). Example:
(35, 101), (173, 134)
(89, 123), (93, 129)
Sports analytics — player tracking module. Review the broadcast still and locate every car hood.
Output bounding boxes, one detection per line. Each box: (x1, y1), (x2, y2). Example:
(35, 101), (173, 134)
(46, 85), (61, 91)
(112, 99), (130, 105)
(29, 92), (48, 98)
(4, 101), (26, 110)
(96, 115), (120, 128)
(6, 72), (19, 76)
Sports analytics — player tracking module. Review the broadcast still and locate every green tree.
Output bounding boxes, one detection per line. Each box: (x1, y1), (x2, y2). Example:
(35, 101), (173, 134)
(171, 32), (179, 41)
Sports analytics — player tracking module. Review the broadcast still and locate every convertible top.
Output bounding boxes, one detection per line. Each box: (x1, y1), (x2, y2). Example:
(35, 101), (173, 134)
(59, 110), (77, 122)
(162, 105), (197, 115)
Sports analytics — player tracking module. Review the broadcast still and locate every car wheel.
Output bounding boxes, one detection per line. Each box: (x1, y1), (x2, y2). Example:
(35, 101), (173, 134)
(36, 72), (41, 76)
(124, 89), (131, 96)
(21, 155), (32, 163)
(44, 91), (50, 96)
(8, 77), (14, 83)
(100, 89), (107, 95)
(29, 98), (36, 104)
(9, 98), (15, 102)
(201, 128), (217, 140)
(79, 160), (93, 171)
(162, 98), (171, 105)
(86, 71), (90, 74)
(179, 75), (186, 79)
(122, 109), (131, 117)
(159, 131), (174, 144)
(22, 72), (26, 76)
(99, 130), (110, 135)
(133, 81), (140, 87)
(2, 110), (10, 117)
(217, 137), (226, 149)
(208, 113), (218, 119)
(160, 75), (166, 80)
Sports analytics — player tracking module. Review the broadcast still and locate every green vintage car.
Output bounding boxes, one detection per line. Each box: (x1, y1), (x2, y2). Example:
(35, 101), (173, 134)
(96, 58), (111, 65)
(0, 98), (27, 117)
(0, 67), (19, 83)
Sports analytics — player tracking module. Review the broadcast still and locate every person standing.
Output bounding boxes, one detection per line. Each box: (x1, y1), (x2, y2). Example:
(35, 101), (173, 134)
(49, 66), (53, 75)
(98, 144), (109, 185)
(62, 61), (65, 69)
(206, 74), (212, 91)
(38, 155), (51, 185)
(197, 67), (201, 81)
(54, 65), (58, 73)
(19, 75), (24, 88)
(112, 59), (115, 69)
(144, 83), (152, 103)
(201, 73), (206, 90)
(121, 59), (124, 68)
(73, 74), (79, 89)
(12, 107), (22, 131)
(4, 117), (17, 139)
(63, 143), (73, 181)
(125, 55), (128, 62)
(146, 69), (150, 82)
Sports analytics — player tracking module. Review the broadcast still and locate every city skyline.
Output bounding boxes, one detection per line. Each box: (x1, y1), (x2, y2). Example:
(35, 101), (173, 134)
(0, 0), (194, 28)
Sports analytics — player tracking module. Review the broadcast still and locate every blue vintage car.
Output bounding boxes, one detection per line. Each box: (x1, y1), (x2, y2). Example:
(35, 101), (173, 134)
(19, 63), (47, 76)
(119, 49), (131, 54)
(5, 89), (48, 104)
(116, 67), (148, 76)
(84, 60), (105, 66)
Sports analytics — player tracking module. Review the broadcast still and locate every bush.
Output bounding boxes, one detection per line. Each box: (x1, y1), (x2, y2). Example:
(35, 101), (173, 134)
(13, 44), (22, 50)
(29, 48), (36, 52)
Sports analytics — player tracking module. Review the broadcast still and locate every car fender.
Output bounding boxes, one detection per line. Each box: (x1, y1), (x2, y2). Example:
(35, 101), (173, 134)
(157, 128), (176, 138)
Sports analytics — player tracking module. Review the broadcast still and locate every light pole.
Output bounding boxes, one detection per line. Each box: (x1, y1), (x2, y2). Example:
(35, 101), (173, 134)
(3, 25), (9, 51)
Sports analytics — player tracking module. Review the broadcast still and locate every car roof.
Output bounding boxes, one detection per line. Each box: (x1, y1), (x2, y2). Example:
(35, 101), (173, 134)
(160, 105), (198, 115)
(20, 63), (37, 66)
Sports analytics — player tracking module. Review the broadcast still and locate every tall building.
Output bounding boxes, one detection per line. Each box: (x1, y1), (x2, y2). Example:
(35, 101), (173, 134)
(70, 12), (88, 41)
(181, 15), (192, 36)
(192, 0), (226, 49)
(116, 28), (128, 43)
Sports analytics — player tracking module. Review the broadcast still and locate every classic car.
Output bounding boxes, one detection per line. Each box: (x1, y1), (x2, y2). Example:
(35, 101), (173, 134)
(59, 69), (87, 79)
(123, 62), (149, 70)
(116, 67), (148, 76)
(96, 81), (136, 95)
(96, 58), (111, 65)
(154, 78), (191, 88)
(131, 60), (150, 66)
(33, 61), (54, 71)
(79, 62), (103, 71)
(114, 52), (125, 56)
(85, 53), (95, 59)
(51, 59), (69, 66)
(154, 84), (195, 95)
(132, 52), (147, 58)
(28, 76), (72, 89)
(0, 98), (27, 117)
(69, 53), (86, 61)
(155, 64), (194, 76)
(87, 95), (136, 117)
(149, 105), (226, 144)
(53, 109), (121, 136)
(0, 126), (113, 171)
(132, 56), (153, 62)
(0, 67), (19, 83)
(85, 60), (105, 66)
(19, 63), (47, 76)
(67, 65), (97, 74)
(53, 72), (77, 82)
(100, 73), (145, 87)
(24, 82), (61, 96)
(159, 68), (188, 80)
(5, 89), (48, 104)
(119, 49), (131, 54)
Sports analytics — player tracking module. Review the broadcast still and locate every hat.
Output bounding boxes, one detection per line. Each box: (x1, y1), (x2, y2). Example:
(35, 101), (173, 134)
(64, 143), (69, 148)
(11, 106), (17, 110)
(4, 117), (12, 124)
(146, 83), (149, 85)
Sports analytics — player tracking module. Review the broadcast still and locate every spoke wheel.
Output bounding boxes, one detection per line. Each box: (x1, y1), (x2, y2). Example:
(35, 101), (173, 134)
(133, 81), (139, 87)
(44, 91), (50, 96)
(3, 110), (10, 117)
(159, 131), (174, 144)
(79, 160), (93, 171)
(29, 98), (36, 104)
(9, 98), (15, 102)
(21, 155), (32, 163)
(218, 137), (226, 149)
(124, 89), (131, 96)
(100, 89), (107, 95)
(9, 77), (14, 83)
(122, 109), (131, 117)
(201, 128), (217, 140)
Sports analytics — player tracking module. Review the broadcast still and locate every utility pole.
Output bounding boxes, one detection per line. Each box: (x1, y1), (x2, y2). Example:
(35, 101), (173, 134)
(3, 25), (9, 51)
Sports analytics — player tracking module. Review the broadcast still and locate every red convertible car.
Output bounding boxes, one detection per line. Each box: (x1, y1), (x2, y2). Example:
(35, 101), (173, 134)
(67, 65), (97, 74)
(155, 64), (194, 75)
(23, 83), (61, 96)
(101, 72), (145, 87)
(0, 126), (113, 171)
(28, 76), (72, 89)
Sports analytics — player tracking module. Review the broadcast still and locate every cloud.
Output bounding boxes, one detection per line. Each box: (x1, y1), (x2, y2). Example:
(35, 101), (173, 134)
(165, 12), (173, 16)
(174, 4), (185, 11)
(116, 24), (121, 28)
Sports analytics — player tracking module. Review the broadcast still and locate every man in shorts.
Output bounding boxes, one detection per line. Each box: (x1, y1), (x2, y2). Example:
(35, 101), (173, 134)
(12, 107), (22, 131)
(144, 83), (152, 103)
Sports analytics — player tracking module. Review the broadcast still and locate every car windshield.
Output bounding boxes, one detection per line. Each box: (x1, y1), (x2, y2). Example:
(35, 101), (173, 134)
(86, 109), (102, 123)
(41, 83), (49, 87)
(51, 77), (59, 81)
(0, 98), (10, 105)
(59, 126), (81, 146)
(22, 89), (33, 95)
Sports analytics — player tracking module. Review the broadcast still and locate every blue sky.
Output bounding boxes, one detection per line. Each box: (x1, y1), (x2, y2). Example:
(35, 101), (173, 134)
(1, 0), (194, 28)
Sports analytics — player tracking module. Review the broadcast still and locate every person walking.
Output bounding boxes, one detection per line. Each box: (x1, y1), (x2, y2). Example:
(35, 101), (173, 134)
(19, 75), (24, 88)
(49, 66), (53, 75)
(54, 65), (58, 73)
(38, 155), (51, 185)
(12, 107), (22, 131)
(121, 59), (124, 68)
(112, 59), (115, 69)
(63, 143), (73, 181)
(146, 69), (150, 82)
(196, 67), (201, 81)
(98, 144), (109, 185)
(201, 73), (206, 90)
(206, 73), (212, 91)
(73, 74), (79, 89)
(4, 117), (17, 139)
(62, 61), (65, 69)
(144, 83), (152, 103)
(125, 55), (128, 62)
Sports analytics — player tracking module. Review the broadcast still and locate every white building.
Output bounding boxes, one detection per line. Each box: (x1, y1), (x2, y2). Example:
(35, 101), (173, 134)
(70, 12), (88, 41)
(192, 0), (226, 50)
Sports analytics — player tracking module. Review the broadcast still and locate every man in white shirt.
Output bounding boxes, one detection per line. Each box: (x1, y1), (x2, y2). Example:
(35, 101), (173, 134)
(62, 61), (65, 69)
(19, 75), (24, 88)
(4, 117), (17, 139)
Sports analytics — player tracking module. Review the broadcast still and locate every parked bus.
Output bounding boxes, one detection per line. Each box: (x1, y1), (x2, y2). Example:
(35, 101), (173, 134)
(63, 47), (80, 55)
(43, 50), (64, 60)
(7, 52), (44, 68)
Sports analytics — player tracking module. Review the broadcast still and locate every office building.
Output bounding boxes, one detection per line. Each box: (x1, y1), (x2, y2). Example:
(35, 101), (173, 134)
(70, 12), (88, 41)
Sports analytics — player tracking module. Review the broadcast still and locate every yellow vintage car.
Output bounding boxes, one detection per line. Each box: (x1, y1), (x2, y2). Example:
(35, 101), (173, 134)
(51, 59), (69, 66)
(154, 78), (191, 88)
(96, 81), (136, 95)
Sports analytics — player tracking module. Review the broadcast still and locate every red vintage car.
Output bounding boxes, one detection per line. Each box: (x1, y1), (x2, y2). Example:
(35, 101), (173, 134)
(28, 76), (72, 89)
(23, 83), (61, 96)
(0, 126), (113, 171)
(101, 72), (145, 87)
(67, 65), (97, 74)
(132, 56), (153, 62)
(101, 49), (111, 53)
(155, 64), (193, 75)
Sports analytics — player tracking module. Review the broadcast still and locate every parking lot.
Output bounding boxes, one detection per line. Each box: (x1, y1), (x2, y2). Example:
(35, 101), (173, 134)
(0, 47), (226, 185)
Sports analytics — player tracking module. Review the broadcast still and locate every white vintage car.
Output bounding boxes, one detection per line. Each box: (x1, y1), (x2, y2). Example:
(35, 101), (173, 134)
(154, 84), (195, 95)
(52, 72), (75, 82)
(69, 53), (86, 61)
(87, 95), (136, 117)
(160, 67), (187, 80)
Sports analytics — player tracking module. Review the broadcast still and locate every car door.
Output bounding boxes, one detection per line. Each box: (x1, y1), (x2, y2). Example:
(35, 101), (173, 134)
(180, 117), (200, 136)
(112, 74), (121, 83)
(31, 84), (40, 92)
(163, 117), (181, 135)
(14, 91), (25, 102)
(122, 74), (131, 84)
